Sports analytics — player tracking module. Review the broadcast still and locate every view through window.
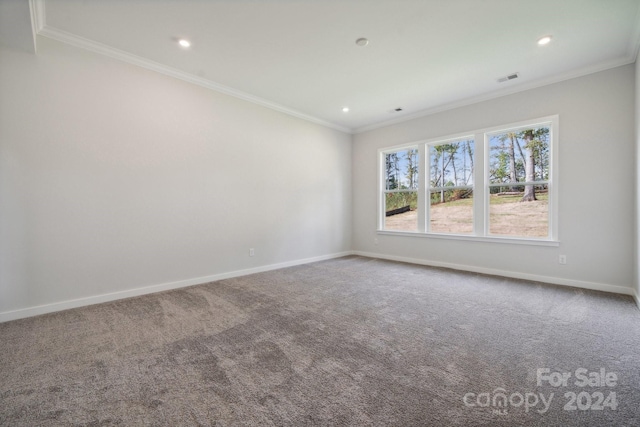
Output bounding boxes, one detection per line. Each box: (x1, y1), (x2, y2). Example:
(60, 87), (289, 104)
(429, 139), (474, 234)
(379, 117), (556, 241)
(487, 126), (550, 238)
(383, 148), (418, 231)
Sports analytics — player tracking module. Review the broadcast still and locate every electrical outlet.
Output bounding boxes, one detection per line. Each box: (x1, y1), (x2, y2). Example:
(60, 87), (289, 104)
(559, 254), (567, 265)
(249, 248), (255, 257)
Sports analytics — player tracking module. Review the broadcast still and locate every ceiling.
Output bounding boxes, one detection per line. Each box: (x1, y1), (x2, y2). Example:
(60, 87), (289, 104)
(14, 1), (640, 132)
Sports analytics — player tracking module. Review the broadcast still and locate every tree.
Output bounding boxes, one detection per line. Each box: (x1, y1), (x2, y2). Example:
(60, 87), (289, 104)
(431, 142), (474, 202)
(520, 130), (537, 201)
(430, 146), (443, 201)
(392, 152), (401, 188)
(405, 149), (418, 190)
(465, 140), (474, 185)
(518, 127), (548, 202)
(507, 133), (518, 190)
(490, 151), (510, 185)
(494, 132), (518, 190)
(431, 144), (457, 202)
(385, 153), (398, 190)
(446, 143), (460, 186)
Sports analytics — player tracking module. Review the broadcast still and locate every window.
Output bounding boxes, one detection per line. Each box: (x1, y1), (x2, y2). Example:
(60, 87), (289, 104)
(487, 125), (551, 238)
(428, 139), (474, 234)
(378, 116), (558, 243)
(382, 147), (419, 231)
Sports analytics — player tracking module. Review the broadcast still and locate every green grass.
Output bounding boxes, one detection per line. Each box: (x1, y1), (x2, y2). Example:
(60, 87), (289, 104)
(489, 193), (548, 205)
(387, 191), (548, 212)
(431, 193), (548, 207)
(385, 192), (418, 211)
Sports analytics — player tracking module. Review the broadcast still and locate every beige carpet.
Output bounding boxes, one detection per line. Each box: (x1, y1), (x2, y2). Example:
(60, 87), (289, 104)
(1, 256), (639, 426)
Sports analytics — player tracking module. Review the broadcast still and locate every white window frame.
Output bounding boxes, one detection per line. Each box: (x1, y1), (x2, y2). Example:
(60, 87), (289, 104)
(378, 144), (423, 231)
(377, 115), (559, 246)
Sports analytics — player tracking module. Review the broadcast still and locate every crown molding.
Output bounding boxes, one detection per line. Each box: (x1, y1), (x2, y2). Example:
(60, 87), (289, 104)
(28, 0), (640, 136)
(34, 23), (352, 134)
(28, 0), (44, 53)
(30, 0), (45, 32)
(356, 3), (640, 135)
(354, 56), (636, 134)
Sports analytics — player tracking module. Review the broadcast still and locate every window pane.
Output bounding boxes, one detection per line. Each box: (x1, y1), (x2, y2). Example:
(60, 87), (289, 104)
(385, 192), (418, 231)
(429, 140), (474, 188)
(488, 126), (550, 185)
(429, 189), (473, 234)
(489, 185), (548, 237)
(384, 149), (419, 191)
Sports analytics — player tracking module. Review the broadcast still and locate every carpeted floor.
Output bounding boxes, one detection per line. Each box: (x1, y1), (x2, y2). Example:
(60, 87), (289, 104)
(1, 256), (639, 426)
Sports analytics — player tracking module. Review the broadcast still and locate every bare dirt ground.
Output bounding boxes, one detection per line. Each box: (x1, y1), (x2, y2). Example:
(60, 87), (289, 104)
(385, 198), (548, 237)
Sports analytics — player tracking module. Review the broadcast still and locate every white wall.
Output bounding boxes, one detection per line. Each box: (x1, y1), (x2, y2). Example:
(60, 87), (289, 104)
(0, 37), (352, 319)
(353, 65), (635, 294)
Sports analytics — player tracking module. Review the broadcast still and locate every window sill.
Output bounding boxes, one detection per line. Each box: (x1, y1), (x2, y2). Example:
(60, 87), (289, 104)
(376, 230), (560, 247)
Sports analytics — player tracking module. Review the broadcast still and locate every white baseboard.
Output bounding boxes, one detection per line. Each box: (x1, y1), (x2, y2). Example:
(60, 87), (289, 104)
(3, 250), (635, 323)
(353, 251), (636, 297)
(0, 251), (353, 323)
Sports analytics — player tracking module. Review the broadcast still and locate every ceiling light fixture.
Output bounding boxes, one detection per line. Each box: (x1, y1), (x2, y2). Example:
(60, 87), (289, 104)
(342, 107), (350, 113)
(178, 39), (191, 48)
(355, 38), (369, 47)
(537, 35), (552, 46)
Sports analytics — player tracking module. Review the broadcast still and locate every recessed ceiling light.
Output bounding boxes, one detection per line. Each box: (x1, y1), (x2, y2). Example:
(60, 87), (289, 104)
(355, 38), (369, 47)
(178, 39), (191, 48)
(537, 35), (552, 46)
(342, 107), (350, 113)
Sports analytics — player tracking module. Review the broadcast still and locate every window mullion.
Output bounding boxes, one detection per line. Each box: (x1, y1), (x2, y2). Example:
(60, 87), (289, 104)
(487, 181), (549, 188)
(475, 132), (486, 236)
(378, 153), (384, 230)
(418, 144), (426, 233)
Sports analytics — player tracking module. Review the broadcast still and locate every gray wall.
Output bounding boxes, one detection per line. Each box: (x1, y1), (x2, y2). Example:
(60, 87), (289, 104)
(0, 38), (352, 319)
(353, 65), (635, 294)
(1, 34), (637, 320)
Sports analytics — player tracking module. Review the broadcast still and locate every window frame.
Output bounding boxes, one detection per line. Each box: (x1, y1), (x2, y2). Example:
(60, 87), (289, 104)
(378, 144), (423, 232)
(377, 115), (559, 246)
